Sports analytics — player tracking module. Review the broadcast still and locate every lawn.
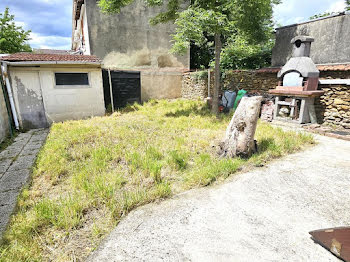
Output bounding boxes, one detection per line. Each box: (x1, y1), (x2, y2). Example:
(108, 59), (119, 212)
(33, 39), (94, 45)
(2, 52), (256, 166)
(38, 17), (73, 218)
(0, 99), (314, 261)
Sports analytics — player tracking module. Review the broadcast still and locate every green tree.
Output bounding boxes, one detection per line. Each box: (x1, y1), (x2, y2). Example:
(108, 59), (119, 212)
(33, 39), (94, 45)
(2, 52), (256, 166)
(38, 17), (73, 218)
(346, 0), (350, 11)
(99, 0), (279, 115)
(0, 8), (31, 54)
(220, 35), (274, 70)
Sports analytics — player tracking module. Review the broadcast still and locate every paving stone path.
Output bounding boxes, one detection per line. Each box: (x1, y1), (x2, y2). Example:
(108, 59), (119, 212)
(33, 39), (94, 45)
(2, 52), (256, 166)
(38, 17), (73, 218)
(0, 129), (48, 237)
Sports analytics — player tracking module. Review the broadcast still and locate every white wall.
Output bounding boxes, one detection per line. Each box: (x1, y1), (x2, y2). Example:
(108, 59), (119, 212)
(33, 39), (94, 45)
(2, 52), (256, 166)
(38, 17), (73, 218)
(83, 5), (91, 55)
(9, 65), (105, 128)
(72, 4), (91, 55)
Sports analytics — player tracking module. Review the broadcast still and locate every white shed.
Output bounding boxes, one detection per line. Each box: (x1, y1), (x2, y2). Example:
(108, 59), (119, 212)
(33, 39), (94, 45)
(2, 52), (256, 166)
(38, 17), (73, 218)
(1, 53), (105, 130)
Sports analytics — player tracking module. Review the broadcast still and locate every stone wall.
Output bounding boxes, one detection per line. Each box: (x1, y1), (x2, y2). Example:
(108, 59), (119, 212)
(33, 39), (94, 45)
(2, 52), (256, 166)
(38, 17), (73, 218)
(182, 73), (208, 100)
(222, 71), (278, 95)
(182, 70), (278, 99)
(182, 69), (350, 129)
(316, 85), (350, 129)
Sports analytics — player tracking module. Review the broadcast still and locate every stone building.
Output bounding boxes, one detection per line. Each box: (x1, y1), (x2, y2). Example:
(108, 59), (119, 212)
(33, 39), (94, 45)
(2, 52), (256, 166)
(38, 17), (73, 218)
(71, 0), (189, 106)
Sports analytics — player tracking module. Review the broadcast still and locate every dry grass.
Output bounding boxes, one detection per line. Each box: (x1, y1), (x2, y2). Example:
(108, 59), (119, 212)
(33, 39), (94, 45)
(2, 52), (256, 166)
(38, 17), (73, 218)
(0, 99), (315, 262)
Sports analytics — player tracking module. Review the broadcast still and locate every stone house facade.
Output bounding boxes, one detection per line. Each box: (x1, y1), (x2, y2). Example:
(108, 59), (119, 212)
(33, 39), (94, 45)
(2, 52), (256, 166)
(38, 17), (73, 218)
(71, 0), (190, 103)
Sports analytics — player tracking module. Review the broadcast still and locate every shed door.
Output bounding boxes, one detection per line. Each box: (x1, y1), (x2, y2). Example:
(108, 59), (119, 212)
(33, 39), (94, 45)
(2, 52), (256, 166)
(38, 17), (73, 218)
(12, 71), (48, 129)
(102, 70), (141, 110)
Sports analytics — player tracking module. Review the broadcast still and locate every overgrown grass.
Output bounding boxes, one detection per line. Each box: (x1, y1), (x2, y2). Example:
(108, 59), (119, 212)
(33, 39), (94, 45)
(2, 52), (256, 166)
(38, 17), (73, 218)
(0, 99), (314, 261)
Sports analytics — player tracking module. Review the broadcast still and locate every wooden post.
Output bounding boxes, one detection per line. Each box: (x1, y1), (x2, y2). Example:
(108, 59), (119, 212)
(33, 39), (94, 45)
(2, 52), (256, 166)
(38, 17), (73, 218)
(108, 69), (114, 113)
(208, 68), (211, 98)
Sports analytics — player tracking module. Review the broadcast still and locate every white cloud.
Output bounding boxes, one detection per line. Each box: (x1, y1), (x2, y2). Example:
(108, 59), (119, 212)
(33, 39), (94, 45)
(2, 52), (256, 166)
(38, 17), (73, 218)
(327, 0), (346, 12)
(273, 0), (347, 27)
(29, 33), (71, 50)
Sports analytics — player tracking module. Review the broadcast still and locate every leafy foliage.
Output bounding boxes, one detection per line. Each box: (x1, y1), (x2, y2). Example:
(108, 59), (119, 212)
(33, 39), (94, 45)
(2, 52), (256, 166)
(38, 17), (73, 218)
(219, 35), (274, 70)
(169, 0), (279, 54)
(0, 8), (31, 54)
(347, 0), (350, 11)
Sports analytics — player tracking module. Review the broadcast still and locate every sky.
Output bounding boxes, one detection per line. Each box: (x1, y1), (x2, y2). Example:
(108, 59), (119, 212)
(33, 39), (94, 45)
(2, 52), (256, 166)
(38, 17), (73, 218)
(0, 0), (348, 51)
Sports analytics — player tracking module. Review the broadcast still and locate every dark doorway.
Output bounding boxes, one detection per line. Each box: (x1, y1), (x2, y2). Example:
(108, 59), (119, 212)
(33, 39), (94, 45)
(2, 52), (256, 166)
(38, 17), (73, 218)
(102, 70), (141, 111)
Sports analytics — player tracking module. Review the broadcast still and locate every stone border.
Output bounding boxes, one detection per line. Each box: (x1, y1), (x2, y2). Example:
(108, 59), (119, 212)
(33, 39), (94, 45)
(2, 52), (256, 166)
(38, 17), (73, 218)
(0, 129), (48, 238)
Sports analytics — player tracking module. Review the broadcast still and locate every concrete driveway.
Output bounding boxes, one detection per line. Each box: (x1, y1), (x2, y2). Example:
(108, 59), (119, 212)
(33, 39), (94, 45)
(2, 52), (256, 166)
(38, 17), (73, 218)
(89, 134), (350, 262)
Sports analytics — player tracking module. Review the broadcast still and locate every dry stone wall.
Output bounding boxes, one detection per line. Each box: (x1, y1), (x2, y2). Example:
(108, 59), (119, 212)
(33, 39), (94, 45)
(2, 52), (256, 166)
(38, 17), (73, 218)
(182, 73), (208, 100)
(316, 85), (350, 129)
(182, 70), (278, 100)
(182, 69), (350, 129)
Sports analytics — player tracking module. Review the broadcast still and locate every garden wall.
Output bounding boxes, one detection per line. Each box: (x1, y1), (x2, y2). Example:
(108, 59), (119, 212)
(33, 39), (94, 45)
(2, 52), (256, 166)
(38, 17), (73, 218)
(182, 70), (278, 99)
(182, 69), (350, 129)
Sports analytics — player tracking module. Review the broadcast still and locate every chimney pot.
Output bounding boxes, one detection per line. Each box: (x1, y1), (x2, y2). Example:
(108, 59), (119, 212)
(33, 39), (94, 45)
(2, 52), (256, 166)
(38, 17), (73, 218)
(291, 35), (314, 58)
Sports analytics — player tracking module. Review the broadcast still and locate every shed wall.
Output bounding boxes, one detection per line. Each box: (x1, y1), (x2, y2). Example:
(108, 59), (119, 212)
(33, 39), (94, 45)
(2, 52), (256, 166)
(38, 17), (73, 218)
(0, 86), (10, 142)
(9, 66), (105, 129)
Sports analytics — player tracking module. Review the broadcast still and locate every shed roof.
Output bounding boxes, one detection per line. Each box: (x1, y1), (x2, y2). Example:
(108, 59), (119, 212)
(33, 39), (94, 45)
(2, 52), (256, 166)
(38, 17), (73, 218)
(0, 52), (101, 63)
(32, 49), (70, 55)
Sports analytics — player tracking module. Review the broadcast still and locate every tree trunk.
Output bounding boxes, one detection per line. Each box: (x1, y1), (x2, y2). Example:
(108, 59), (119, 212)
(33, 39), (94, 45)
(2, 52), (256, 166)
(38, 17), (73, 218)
(212, 33), (222, 116)
(219, 96), (263, 158)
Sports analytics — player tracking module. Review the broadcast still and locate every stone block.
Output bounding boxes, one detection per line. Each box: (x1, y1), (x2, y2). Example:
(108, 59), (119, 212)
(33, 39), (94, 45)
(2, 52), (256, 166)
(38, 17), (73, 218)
(0, 204), (16, 236)
(0, 190), (18, 207)
(20, 147), (41, 157)
(0, 169), (30, 192)
(0, 159), (13, 173)
(23, 142), (43, 151)
(30, 133), (48, 142)
(7, 155), (37, 172)
(10, 140), (27, 149)
(14, 133), (32, 143)
(334, 98), (345, 105)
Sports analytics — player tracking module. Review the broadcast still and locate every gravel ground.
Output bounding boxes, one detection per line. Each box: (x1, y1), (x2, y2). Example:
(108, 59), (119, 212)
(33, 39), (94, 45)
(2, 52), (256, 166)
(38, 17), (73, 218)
(89, 134), (350, 262)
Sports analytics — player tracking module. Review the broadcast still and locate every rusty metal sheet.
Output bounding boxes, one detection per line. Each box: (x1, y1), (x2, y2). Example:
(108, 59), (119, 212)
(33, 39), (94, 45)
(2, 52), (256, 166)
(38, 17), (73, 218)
(310, 227), (350, 262)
